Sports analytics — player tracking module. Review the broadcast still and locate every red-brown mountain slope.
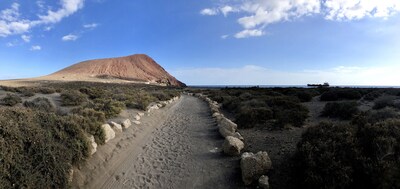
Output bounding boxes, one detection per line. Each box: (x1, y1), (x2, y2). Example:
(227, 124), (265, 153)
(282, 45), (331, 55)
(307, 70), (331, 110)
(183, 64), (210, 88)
(45, 54), (185, 87)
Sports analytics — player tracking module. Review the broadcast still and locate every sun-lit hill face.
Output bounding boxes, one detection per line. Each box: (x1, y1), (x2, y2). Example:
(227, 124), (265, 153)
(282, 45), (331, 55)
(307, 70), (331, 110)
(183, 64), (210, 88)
(44, 54), (186, 87)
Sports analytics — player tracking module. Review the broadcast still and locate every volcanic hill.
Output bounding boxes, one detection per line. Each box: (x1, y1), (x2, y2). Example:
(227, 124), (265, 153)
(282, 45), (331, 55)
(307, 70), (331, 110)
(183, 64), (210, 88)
(42, 54), (185, 87)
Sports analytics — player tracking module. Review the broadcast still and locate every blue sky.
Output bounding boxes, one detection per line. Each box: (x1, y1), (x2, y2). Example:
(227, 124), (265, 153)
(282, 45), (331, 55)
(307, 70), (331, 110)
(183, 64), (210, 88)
(1, 0), (400, 85)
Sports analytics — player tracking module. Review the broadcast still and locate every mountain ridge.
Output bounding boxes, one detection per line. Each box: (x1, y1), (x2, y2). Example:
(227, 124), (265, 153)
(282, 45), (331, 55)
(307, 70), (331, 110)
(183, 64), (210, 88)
(42, 54), (185, 87)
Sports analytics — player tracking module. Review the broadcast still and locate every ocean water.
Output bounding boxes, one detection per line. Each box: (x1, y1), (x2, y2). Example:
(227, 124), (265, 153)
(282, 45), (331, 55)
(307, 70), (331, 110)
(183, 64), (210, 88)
(189, 85), (400, 89)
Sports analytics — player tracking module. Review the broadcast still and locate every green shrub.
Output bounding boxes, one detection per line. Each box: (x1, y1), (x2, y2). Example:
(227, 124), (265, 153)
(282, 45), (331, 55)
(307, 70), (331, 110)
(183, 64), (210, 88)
(320, 89), (362, 101)
(79, 87), (109, 100)
(364, 91), (383, 101)
(352, 108), (400, 125)
(60, 90), (87, 106)
(0, 107), (90, 188)
(374, 96), (396, 110)
(296, 91), (313, 102)
(37, 87), (56, 94)
(294, 120), (400, 189)
(266, 97), (309, 128)
(89, 98), (125, 118)
(294, 122), (358, 188)
(71, 108), (106, 144)
(23, 97), (55, 112)
(322, 101), (359, 120)
(1, 93), (22, 106)
(236, 107), (273, 128)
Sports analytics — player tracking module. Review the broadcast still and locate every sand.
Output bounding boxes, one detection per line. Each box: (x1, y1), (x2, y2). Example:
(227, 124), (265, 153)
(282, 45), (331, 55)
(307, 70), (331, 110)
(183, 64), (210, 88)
(72, 95), (242, 189)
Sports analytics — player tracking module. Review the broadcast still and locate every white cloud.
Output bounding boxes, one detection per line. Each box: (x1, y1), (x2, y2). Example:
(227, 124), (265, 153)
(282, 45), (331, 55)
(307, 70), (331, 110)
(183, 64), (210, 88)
(30, 45), (41, 51)
(220, 6), (237, 17)
(83, 23), (99, 29)
(324, 0), (400, 20)
(0, 0), (85, 37)
(172, 65), (400, 86)
(6, 42), (16, 47)
(200, 8), (219, 16)
(35, 0), (84, 24)
(202, 0), (400, 38)
(62, 34), (78, 41)
(235, 29), (264, 38)
(21, 35), (31, 42)
(221, 34), (229, 39)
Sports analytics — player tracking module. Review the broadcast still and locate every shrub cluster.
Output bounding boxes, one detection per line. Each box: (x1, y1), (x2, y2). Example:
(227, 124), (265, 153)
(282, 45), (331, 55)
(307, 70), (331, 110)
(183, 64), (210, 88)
(294, 120), (400, 189)
(1, 93), (22, 106)
(320, 89), (362, 101)
(201, 88), (309, 129)
(23, 97), (55, 112)
(321, 101), (359, 120)
(373, 96), (397, 110)
(0, 107), (90, 188)
(60, 90), (87, 106)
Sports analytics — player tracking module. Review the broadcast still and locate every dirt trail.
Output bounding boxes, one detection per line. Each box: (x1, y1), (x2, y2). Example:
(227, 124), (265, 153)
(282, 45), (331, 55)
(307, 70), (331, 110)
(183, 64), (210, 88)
(72, 95), (241, 189)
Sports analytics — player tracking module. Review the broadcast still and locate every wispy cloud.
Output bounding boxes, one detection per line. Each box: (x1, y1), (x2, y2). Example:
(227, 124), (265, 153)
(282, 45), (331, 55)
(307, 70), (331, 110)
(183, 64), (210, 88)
(30, 45), (41, 51)
(0, 0), (85, 37)
(201, 0), (400, 38)
(200, 8), (219, 16)
(234, 29), (264, 38)
(21, 35), (31, 42)
(62, 34), (78, 41)
(172, 65), (400, 86)
(83, 23), (99, 29)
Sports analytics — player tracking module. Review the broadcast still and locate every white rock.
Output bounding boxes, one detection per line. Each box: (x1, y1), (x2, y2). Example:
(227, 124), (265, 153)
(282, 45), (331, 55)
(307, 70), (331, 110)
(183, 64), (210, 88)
(234, 132), (245, 141)
(88, 135), (97, 155)
(109, 121), (123, 132)
(218, 117), (238, 138)
(241, 151), (272, 185)
(132, 120), (141, 125)
(121, 119), (132, 129)
(101, 124), (115, 143)
(258, 175), (270, 189)
(134, 114), (141, 121)
(138, 112), (145, 116)
(218, 117), (238, 132)
(68, 168), (74, 183)
(222, 136), (245, 156)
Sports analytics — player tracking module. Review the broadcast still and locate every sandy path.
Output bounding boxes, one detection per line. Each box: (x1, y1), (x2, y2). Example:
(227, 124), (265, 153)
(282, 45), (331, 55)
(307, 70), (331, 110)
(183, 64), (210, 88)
(72, 95), (240, 189)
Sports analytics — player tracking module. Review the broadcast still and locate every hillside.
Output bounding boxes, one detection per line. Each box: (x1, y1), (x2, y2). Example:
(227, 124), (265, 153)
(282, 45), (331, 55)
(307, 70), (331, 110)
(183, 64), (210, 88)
(41, 54), (185, 87)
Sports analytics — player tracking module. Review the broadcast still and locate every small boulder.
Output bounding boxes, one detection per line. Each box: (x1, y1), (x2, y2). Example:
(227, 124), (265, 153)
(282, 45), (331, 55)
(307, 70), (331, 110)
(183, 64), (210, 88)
(222, 136), (244, 156)
(218, 117), (237, 138)
(138, 112), (145, 116)
(218, 117), (238, 132)
(109, 121), (123, 132)
(88, 135), (97, 155)
(241, 151), (272, 185)
(219, 126), (235, 138)
(121, 119), (132, 129)
(234, 132), (245, 141)
(258, 175), (270, 189)
(68, 168), (74, 183)
(134, 114), (141, 121)
(101, 124), (115, 143)
(132, 120), (141, 125)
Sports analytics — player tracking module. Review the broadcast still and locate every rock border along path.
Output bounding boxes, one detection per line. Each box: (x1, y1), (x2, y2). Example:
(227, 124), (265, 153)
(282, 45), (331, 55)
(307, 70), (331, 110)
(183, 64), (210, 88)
(72, 95), (241, 189)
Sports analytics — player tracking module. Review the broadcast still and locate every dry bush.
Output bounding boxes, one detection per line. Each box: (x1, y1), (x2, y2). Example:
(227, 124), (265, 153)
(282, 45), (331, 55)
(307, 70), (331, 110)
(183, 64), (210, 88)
(60, 90), (87, 106)
(1, 93), (22, 106)
(23, 97), (55, 112)
(322, 101), (359, 120)
(0, 107), (90, 188)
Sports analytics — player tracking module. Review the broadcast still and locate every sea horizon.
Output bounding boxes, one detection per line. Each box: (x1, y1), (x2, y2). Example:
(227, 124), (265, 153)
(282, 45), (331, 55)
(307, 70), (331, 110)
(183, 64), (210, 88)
(189, 85), (400, 89)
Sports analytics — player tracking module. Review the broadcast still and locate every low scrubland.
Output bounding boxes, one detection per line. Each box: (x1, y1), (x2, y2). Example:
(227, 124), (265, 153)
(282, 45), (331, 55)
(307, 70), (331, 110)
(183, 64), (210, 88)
(196, 87), (316, 129)
(191, 87), (400, 188)
(0, 82), (182, 188)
